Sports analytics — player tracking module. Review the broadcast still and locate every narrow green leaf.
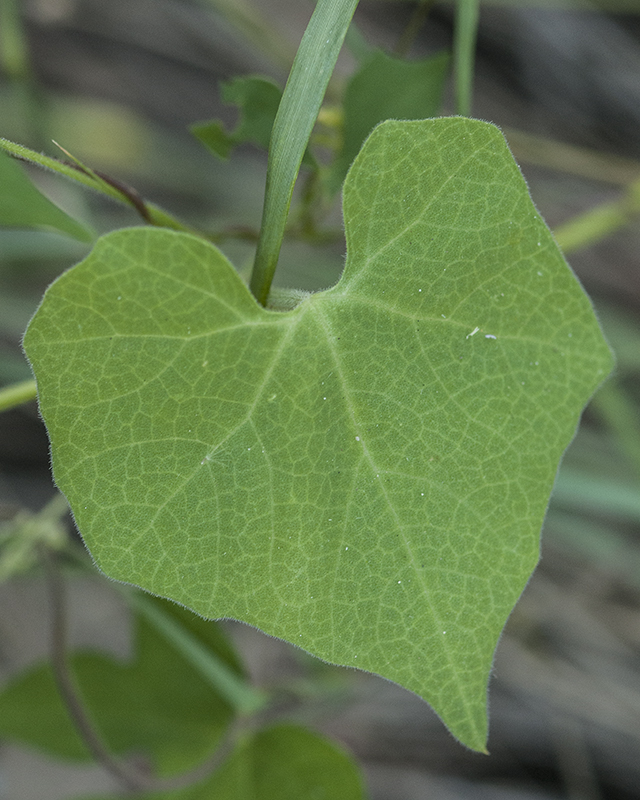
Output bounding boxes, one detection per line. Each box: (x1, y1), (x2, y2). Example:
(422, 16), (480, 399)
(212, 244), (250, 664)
(0, 148), (93, 241)
(24, 118), (613, 750)
(328, 48), (449, 192)
(0, 595), (244, 774)
(250, 0), (360, 305)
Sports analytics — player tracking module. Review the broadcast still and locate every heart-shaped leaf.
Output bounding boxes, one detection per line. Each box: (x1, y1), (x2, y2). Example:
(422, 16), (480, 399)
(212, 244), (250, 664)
(24, 118), (613, 750)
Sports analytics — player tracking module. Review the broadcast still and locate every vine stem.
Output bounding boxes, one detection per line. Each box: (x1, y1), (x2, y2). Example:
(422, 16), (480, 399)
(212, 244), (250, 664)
(0, 137), (201, 237)
(454, 0), (480, 117)
(40, 546), (153, 794)
(41, 541), (257, 793)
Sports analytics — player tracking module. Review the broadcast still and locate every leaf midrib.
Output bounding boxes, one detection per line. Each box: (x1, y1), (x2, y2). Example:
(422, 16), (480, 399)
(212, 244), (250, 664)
(311, 300), (480, 737)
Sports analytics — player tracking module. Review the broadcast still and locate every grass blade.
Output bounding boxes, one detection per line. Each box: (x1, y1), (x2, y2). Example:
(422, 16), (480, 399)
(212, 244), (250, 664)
(250, 0), (360, 306)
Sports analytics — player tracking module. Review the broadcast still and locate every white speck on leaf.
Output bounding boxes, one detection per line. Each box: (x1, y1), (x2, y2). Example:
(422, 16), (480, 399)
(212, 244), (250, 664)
(466, 327), (480, 339)
(485, 334), (497, 340)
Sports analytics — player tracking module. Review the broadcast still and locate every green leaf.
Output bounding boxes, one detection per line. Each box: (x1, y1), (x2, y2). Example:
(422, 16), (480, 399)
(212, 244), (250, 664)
(193, 724), (364, 800)
(0, 148), (93, 241)
(75, 725), (364, 800)
(192, 76), (315, 166)
(24, 118), (614, 750)
(328, 49), (449, 192)
(0, 595), (243, 774)
(191, 77), (283, 160)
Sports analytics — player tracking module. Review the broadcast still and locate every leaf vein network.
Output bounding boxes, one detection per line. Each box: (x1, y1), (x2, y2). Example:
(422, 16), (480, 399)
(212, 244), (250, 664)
(123, 317), (300, 551)
(344, 141), (494, 294)
(313, 302), (474, 713)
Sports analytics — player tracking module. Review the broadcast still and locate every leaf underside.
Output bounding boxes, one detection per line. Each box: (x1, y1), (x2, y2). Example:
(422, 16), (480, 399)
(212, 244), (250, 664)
(24, 118), (613, 750)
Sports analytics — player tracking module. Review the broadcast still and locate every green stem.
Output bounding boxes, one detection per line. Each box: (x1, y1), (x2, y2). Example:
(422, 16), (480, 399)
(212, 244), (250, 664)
(503, 127), (640, 186)
(0, 137), (201, 237)
(127, 590), (267, 716)
(0, 379), (37, 412)
(453, 0), (480, 117)
(554, 178), (640, 253)
(250, 0), (360, 307)
(0, 0), (29, 79)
